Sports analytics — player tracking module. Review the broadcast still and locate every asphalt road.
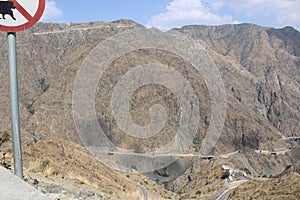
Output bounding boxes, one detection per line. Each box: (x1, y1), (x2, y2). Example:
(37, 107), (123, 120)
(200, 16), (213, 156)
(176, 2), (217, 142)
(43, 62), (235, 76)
(215, 180), (249, 200)
(138, 184), (148, 200)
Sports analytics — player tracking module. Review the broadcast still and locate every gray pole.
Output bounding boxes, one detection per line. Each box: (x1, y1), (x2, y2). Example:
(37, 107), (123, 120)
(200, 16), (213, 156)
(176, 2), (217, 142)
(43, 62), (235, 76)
(7, 32), (23, 179)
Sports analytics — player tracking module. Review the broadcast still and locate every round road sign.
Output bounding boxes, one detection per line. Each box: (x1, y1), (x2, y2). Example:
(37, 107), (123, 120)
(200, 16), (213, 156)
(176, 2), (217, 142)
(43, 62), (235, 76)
(0, 0), (45, 32)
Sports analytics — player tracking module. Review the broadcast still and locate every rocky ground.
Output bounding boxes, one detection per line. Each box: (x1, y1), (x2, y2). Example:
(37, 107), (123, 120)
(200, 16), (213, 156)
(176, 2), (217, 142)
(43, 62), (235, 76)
(231, 172), (300, 200)
(0, 21), (299, 199)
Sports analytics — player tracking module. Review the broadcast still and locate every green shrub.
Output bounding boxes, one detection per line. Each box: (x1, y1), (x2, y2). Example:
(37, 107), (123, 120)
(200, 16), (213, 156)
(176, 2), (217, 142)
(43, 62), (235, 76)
(41, 160), (50, 169)
(102, 189), (113, 195)
(26, 103), (34, 115)
(221, 170), (230, 179)
(1, 131), (10, 143)
(38, 78), (50, 92)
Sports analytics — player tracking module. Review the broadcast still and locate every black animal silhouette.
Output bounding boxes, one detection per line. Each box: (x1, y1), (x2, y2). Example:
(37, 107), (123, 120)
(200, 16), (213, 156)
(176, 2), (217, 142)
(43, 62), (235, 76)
(0, 1), (16, 20)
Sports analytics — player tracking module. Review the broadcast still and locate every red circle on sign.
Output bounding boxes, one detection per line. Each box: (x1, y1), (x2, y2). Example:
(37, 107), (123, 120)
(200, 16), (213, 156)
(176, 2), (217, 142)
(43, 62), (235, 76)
(0, 0), (45, 32)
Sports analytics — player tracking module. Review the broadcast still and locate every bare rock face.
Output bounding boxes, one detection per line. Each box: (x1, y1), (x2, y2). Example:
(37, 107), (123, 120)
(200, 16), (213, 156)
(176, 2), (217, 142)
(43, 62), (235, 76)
(178, 24), (300, 138)
(0, 21), (299, 199)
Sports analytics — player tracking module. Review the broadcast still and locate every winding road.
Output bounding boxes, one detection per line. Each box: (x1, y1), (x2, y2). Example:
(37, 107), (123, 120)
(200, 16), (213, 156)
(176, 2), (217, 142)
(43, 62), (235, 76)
(215, 180), (249, 200)
(282, 136), (300, 140)
(138, 184), (148, 200)
(33, 24), (134, 35)
(88, 146), (241, 160)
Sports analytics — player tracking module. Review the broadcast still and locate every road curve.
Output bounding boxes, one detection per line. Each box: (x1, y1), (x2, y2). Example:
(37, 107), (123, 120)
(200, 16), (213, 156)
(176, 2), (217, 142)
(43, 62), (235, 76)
(216, 186), (237, 200)
(138, 184), (148, 200)
(215, 180), (248, 200)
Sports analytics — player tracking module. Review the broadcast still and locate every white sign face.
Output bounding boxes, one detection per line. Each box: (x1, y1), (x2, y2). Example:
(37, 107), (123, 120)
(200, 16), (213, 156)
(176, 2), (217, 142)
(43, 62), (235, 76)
(0, 0), (45, 32)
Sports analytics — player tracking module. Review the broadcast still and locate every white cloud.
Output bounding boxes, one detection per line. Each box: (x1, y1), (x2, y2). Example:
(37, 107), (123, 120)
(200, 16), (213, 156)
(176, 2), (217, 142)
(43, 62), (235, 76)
(210, 1), (224, 11)
(147, 0), (235, 30)
(41, 1), (62, 22)
(205, 0), (300, 29)
(148, 0), (300, 30)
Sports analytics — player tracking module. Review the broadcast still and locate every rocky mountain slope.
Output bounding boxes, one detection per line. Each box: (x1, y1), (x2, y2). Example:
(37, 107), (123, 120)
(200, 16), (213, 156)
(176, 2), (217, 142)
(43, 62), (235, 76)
(178, 24), (299, 137)
(231, 171), (300, 199)
(0, 20), (299, 199)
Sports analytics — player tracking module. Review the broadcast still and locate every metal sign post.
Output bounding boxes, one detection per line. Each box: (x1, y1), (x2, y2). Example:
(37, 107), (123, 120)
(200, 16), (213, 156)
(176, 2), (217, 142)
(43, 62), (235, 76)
(7, 32), (23, 178)
(0, 0), (45, 179)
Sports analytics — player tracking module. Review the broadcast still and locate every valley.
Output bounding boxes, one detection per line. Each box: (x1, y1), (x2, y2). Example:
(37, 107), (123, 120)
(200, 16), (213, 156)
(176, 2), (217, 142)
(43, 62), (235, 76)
(0, 20), (299, 199)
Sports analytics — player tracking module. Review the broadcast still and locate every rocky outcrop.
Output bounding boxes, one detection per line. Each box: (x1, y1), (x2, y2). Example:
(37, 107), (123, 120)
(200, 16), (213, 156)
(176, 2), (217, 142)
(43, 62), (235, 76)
(0, 20), (299, 199)
(178, 24), (300, 138)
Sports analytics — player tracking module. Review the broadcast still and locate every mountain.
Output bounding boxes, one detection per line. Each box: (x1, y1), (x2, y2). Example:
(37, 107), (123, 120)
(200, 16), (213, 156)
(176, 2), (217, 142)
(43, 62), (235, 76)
(0, 20), (299, 199)
(178, 23), (299, 137)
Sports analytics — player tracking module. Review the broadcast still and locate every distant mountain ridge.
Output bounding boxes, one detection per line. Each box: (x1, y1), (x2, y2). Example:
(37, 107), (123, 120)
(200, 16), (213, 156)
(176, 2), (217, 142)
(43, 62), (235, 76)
(0, 20), (299, 199)
(178, 23), (299, 137)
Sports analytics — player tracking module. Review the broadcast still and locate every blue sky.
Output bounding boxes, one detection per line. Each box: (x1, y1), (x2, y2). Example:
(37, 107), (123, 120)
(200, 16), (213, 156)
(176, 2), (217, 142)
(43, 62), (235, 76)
(42, 0), (300, 30)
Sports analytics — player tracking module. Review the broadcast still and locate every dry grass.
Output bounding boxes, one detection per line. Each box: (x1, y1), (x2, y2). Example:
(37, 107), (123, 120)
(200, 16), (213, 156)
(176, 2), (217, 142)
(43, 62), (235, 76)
(22, 139), (167, 199)
(43, 165), (59, 176)
(231, 173), (300, 200)
(66, 171), (91, 185)
(27, 159), (41, 173)
(27, 159), (59, 176)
